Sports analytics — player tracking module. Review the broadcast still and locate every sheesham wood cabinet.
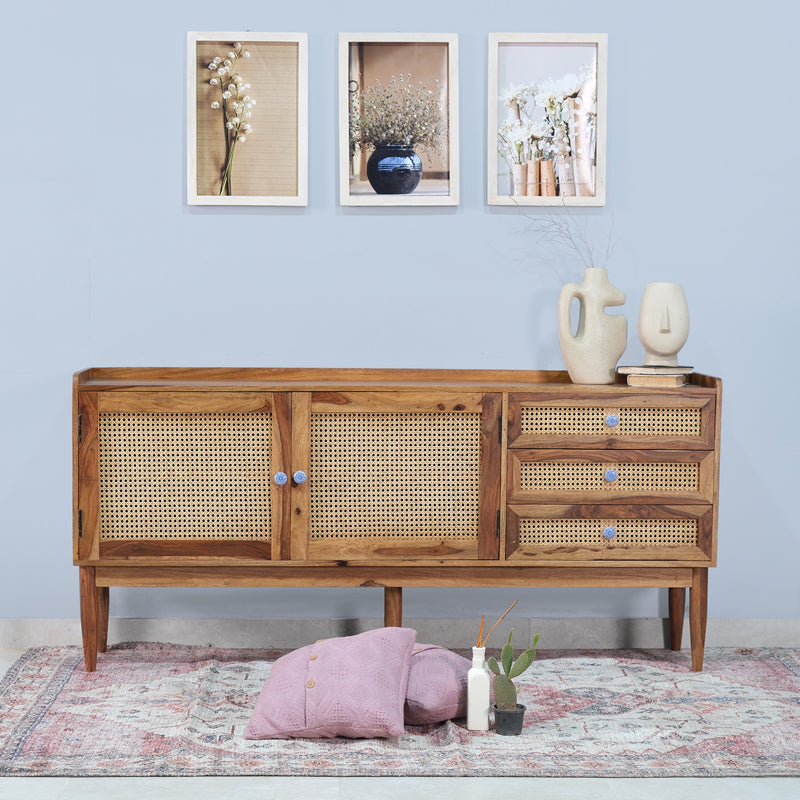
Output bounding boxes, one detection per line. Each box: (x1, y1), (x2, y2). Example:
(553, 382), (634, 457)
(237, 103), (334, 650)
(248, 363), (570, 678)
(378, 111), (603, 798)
(73, 368), (721, 672)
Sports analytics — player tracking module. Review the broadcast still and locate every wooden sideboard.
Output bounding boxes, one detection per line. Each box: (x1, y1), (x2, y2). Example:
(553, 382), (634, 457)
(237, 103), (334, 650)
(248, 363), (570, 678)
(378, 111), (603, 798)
(73, 368), (721, 672)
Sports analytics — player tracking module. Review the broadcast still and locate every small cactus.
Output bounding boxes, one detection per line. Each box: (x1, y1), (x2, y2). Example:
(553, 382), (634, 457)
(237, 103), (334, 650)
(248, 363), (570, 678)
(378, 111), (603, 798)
(487, 629), (539, 710)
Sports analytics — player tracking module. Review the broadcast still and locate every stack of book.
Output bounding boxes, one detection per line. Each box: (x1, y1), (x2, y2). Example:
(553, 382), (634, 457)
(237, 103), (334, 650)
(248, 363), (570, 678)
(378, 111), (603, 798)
(616, 365), (694, 387)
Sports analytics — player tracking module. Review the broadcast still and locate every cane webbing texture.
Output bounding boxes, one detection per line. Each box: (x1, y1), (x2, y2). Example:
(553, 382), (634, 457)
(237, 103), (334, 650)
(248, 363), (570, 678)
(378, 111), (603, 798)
(98, 412), (272, 540)
(618, 407), (701, 437)
(520, 406), (702, 438)
(519, 517), (698, 547)
(519, 461), (700, 493)
(309, 412), (481, 540)
(522, 406), (606, 437)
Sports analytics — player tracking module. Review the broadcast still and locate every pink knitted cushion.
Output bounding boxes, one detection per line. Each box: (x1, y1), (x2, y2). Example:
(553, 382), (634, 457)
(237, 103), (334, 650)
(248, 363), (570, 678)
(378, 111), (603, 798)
(404, 644), (471, 725)
(245, 627), (416, 739)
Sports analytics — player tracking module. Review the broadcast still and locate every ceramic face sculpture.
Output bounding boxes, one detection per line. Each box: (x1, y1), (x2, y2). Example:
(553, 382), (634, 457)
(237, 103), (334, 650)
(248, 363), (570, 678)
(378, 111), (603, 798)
(637, 282), (689, 366)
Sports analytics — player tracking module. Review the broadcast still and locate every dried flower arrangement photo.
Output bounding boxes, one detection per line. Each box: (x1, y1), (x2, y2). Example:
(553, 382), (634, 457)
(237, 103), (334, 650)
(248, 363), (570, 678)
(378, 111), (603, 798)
(187, 32), (308, 206)
(488, 33), (607, 206)
(339, 34), (459, 206)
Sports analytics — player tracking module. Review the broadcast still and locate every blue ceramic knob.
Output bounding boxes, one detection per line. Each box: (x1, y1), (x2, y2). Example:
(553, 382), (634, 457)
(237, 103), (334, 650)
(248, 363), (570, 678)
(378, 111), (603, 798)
(605, 468), (619, 483)
(603, 526), (617, 540)
(273, 472), (288, 486)
(605, 413), (619, 428)
(293, 470), (308, 485)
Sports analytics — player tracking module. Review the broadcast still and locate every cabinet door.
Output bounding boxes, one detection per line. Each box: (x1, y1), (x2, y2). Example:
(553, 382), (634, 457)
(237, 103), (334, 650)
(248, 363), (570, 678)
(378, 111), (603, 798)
(291, 392), (502, 561)
(75, 392), (291, 561)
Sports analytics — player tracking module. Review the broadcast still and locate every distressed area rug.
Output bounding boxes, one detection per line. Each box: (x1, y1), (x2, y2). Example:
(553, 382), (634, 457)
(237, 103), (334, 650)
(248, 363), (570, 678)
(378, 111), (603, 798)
(1, 643), (799, 777)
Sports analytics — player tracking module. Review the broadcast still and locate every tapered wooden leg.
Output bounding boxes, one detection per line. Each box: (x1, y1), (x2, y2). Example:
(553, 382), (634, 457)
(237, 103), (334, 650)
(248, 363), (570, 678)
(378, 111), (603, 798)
(668, 587), (686, 651)
(384, 587), (402, 627)
(689, 568), (708, 671)
(79, 567), (99, 672)
(97, 586), (110, 654)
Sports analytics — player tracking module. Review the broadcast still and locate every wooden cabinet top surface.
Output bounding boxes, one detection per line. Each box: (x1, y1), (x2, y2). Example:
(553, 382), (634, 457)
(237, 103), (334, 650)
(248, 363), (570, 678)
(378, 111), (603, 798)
(74, 367), (721, 394)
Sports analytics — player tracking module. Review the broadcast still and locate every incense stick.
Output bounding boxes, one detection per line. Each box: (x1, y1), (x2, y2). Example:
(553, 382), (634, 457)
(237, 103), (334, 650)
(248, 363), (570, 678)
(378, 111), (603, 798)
(478, 600), (517, 648)
(476, 615), (485, 647)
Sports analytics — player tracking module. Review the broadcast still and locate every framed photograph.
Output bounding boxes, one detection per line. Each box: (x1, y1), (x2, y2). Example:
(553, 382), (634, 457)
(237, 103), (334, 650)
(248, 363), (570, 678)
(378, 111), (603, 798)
(339, 33), (459, 206)
(488, 33), (607, 206)
(187, 32), (308, 206)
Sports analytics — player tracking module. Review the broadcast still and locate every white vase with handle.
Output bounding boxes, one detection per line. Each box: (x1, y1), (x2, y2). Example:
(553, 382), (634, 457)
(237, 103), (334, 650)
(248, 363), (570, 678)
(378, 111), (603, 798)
(558, 268), (627, 384)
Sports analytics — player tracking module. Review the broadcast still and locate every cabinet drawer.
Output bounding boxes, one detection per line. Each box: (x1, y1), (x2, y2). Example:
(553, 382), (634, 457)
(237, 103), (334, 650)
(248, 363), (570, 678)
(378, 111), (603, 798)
(508, 391), (716, 450)
(506, 504), (713, 562)
(508, 450), (715, 504)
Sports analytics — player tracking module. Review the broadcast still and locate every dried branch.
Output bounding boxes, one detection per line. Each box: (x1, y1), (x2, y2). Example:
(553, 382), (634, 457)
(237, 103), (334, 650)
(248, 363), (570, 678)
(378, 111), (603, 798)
(521, 204), (616, 271)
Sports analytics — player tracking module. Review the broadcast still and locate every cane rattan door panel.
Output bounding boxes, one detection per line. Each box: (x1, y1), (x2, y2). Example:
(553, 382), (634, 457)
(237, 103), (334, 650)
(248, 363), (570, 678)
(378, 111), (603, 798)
(506, 504), (713, 562)
(79, 392), (290, 560)
(295, 392), (502, 560)
(508, 391), (716, 450)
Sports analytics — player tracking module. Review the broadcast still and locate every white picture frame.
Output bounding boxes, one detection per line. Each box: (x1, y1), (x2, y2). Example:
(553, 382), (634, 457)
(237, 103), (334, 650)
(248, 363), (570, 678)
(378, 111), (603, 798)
(187, 31), (308, 206)
(488, 33), (607, 206)
(339, 33), (459, 206)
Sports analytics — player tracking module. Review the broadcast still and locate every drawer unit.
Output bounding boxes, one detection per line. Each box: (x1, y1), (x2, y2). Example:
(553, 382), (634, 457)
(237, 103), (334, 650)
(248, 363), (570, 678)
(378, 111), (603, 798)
(508, 391), (716, 450)
(506, 389), (718, 567)
(508, 449), (716, 505)
(506, 504), (714, 562)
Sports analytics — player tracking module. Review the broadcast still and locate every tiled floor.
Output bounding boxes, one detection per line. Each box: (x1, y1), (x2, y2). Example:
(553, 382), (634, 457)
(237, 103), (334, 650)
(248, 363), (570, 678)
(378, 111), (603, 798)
(1, 651), (798, 800)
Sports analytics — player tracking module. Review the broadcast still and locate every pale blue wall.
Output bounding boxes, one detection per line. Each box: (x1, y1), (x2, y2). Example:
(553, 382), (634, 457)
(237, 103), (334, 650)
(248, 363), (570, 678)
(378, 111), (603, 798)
(2, 1), (798, 623)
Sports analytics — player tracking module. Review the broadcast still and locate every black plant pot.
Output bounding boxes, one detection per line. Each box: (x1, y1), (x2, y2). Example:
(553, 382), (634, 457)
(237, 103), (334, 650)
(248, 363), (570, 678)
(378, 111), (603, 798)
(366, 144), (423, 194)
(493, 703), (525, 735)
